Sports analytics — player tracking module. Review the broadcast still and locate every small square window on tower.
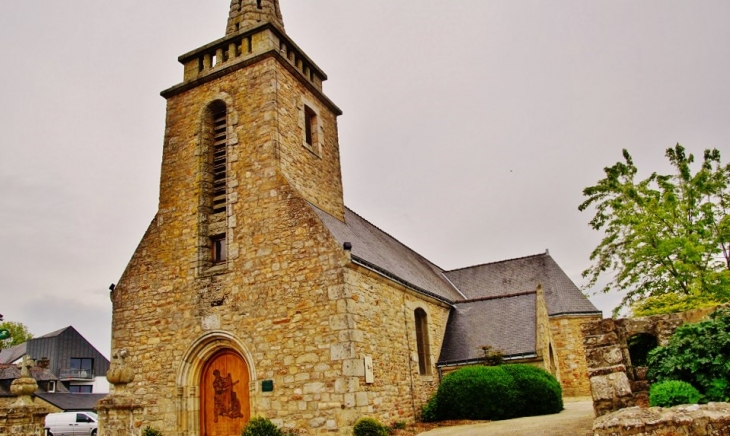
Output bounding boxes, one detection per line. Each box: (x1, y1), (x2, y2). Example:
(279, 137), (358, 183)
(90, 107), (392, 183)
(211, 234), (227, 264)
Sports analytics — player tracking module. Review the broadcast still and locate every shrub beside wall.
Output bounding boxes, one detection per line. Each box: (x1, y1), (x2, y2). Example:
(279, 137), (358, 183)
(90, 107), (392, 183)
(427, 365), (562, 422)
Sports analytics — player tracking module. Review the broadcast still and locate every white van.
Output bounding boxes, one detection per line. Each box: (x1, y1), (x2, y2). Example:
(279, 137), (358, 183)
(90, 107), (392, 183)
(45, 411), (98, 436)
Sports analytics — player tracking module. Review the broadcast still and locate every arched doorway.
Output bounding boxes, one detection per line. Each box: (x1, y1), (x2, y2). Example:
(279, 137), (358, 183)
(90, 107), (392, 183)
(200, 349), (250, 436)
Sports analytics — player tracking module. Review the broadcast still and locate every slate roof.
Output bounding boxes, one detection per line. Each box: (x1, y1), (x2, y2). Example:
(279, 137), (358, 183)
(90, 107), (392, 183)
(0, 364), (67, 397)
(445, 252), (601, 316)
(310, 205), (601, 365)
(438, 293), (538, 363)
(311, 205), (463, 302)
(36, 393), (107, 411)
(0, 342), (27, 364)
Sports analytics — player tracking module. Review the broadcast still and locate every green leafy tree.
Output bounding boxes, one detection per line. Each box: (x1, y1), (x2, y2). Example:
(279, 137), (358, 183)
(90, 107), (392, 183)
(0, 321), (33, 349)
(579, 144), (730, 315)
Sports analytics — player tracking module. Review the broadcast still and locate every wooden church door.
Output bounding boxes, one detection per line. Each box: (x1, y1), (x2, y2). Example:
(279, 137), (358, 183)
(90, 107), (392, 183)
(200, 350), (250, 436)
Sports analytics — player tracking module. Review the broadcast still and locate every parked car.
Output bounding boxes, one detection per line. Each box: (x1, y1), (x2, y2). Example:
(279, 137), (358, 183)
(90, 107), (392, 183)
(45, 411), (98, 436)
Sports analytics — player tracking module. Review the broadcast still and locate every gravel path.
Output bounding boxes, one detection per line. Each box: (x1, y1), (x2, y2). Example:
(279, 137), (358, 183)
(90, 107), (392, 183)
(417, 399), (594, 436)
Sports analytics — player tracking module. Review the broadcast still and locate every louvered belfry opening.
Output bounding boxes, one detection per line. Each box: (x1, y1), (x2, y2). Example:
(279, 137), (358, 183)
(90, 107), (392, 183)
(211, 103), (227, 214)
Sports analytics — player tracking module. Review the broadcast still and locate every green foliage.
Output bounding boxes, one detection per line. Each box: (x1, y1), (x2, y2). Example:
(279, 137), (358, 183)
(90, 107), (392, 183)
(501, 364), (563, 416)
(649, 380), (701, 407)
(429, 365), (561, 421)
(632, 293), (721, 317)
(389, 421), (406, 430)
(0, 321), (33, 349)
(420, 396), (438, 423)
(353, 417), (388, 436)
(627, 333), (658, 367)
(241, 417), (296, 436)
(647, 308), (730, 402)
(579, 145), (730, 315)
(142, 427), (163, 436)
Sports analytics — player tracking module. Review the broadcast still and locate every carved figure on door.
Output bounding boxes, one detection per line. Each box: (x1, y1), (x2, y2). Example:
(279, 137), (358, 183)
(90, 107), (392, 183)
(212, 369), (243, 422)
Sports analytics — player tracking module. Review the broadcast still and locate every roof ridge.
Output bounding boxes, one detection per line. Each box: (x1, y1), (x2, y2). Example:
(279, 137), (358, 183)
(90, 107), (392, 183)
(446, 251), (550, 273)
(344, 206), (447, 272)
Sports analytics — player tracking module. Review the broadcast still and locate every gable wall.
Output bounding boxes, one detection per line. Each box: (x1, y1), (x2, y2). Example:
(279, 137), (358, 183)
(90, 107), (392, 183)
(341, 267), (450, 423)
(550, 314), (601, 397)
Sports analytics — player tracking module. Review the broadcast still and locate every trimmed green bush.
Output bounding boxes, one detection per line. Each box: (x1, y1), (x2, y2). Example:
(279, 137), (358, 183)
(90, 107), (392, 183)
(647, 307), (730, 402)
(427, 364), (563, 422)
(353, 417), (388, 436)
(649, 380), (701, 407)
(241, 417), (293, 436)
(501, 364), (563, 416)
(420, 396), (438, 422)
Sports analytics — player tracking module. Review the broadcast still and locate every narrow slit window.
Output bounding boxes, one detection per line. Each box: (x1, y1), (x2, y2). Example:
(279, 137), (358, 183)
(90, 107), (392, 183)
(415, 308), (432, 375)
(211, 234), (227, 264)
(304, 105), (317, 147)
(257, 0), (262, 9)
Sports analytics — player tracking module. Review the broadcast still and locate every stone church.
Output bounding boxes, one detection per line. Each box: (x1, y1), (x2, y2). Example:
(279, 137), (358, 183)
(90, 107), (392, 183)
(100, 1), (601, 435)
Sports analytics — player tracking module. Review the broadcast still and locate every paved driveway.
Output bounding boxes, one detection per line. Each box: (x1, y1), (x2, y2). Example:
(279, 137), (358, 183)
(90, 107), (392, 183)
(418, 399), (594, 436)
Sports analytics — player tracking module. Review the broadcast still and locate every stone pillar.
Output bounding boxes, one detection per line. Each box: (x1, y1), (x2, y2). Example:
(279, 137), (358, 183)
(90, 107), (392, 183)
(581, 319), (634, 417)
(0, 355), (51, 436)
(97, 349), (145, 436)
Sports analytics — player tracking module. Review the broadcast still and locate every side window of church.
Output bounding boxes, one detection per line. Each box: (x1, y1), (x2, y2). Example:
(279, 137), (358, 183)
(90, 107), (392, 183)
(414, 308), (432, 375)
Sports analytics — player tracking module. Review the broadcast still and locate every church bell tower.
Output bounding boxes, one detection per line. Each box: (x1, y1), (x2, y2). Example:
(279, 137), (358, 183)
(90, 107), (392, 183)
(103, 1), (351, 435)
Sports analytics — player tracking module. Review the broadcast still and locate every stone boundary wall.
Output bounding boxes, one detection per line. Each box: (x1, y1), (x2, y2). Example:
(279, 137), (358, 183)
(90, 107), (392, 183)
(0, 404), (50, 436)
(581, 305), (723, 417)
(593, 403), (730, 435)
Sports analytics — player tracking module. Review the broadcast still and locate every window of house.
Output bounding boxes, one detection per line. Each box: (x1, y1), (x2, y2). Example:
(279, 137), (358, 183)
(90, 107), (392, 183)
(48, 381), (56, 393)
(70, 358), (93, 371)
(211, 234), (227, 263)
(414, 308), (432, 375)
(69, 385), (93, 393)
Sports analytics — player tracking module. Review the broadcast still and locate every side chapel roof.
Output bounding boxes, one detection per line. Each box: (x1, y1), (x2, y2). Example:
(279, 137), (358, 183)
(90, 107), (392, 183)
(310, 204), (601, 363)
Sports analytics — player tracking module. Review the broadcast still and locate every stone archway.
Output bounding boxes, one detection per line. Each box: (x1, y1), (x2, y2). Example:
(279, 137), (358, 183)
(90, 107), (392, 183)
(200, 349), (250, 436)
(177, 331), (257, 436)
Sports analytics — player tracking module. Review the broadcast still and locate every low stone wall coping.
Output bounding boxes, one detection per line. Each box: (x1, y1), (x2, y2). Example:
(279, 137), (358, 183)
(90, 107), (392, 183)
(593, 403), (730, 435)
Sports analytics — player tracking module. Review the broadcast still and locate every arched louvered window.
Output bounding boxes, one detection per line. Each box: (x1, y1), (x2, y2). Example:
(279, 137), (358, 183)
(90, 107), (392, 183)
(208, 101), (228, 214)
(200, 100), (228, 269)
(415, 308), (432, 375)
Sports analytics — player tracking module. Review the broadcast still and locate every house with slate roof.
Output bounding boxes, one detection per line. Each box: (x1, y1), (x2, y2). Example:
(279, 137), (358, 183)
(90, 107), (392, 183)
(0, 326), (110, 394)
(101, 1), (602, 433)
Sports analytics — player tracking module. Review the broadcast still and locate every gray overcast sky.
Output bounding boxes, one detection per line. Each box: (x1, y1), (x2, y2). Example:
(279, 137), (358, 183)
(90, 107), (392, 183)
(1, 1), (729, 357)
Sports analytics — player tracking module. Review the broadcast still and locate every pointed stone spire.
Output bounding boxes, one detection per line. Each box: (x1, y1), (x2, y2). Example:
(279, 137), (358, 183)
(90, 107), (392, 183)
(227, 0), (284, 35)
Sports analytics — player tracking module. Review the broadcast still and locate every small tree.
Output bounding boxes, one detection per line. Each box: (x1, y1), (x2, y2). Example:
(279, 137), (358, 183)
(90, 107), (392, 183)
(0, 321), (33, 349)
(579, 144), (730, 315)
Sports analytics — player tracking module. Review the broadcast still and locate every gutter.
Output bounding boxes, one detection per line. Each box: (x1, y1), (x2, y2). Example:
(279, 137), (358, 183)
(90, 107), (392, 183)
(436, 352), (539, 369)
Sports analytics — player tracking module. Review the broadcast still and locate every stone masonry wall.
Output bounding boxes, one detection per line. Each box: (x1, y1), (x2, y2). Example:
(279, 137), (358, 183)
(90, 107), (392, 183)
(343, 268), (450, 424)
(0, 403), (50, 436)
(593, 403), (730, 436)
(549, 315), (599, 397)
